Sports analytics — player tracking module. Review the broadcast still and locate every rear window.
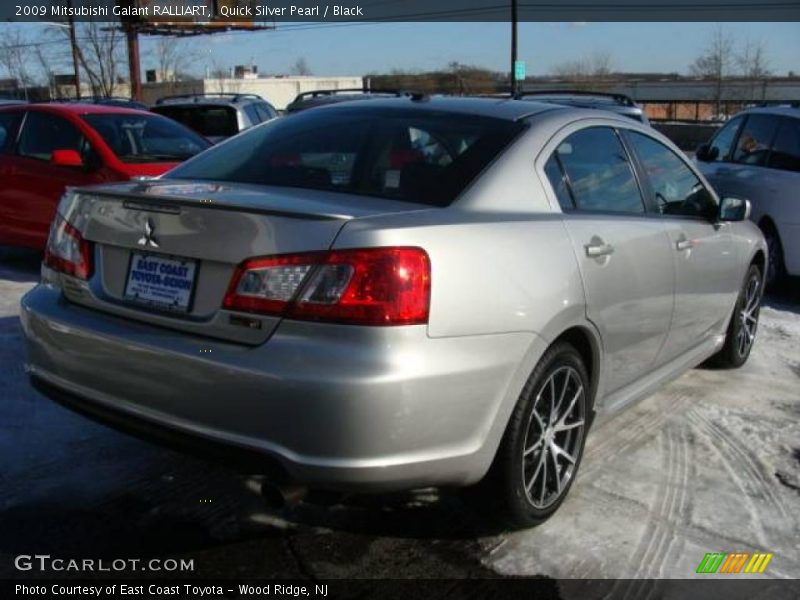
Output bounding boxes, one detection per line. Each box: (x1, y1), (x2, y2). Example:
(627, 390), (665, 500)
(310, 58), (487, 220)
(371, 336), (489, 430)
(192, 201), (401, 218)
(84, 113), (211, 163)
(151, 104), (239, 138)
(165, 108), (525, 206)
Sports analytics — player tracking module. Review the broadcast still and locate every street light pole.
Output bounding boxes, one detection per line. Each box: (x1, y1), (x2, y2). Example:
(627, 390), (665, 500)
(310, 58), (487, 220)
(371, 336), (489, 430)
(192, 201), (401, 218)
(511, 0), (518, 96)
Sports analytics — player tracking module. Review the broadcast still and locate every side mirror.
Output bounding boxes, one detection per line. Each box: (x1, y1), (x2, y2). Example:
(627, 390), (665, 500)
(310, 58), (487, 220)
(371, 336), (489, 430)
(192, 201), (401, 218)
(719, 196), (751, 222)
(51, 149), (84, 168)
(696, 144), (718, 162)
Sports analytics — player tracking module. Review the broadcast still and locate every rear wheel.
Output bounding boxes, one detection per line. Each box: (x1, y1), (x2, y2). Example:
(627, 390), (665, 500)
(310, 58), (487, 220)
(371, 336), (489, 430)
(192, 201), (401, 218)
(714, 264), (762, 368)
(487, 342), (590, 528)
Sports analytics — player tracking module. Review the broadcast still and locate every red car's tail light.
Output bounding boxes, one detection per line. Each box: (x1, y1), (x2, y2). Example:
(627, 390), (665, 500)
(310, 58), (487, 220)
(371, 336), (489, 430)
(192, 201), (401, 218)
(223, 247), (431, 326)
(44, 215), (93, 280)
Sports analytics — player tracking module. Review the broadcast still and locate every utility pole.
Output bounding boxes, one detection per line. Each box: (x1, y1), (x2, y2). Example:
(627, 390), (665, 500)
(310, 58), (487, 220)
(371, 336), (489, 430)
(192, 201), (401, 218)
(66, 0), (81, 99)
(125, 23), (142, 101)
(510, 0), (518, 96)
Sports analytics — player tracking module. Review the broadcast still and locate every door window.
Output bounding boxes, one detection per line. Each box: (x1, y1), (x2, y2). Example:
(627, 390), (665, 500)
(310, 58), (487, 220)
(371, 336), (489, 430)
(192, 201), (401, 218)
(732, 114), (780, 165)
(17, 112), (84, 161)
(706, 116), (743, 162)
(0, 111), (22, 153)
(767, 117), (800, 173)
(627, 131), (717, 219)
(547, 127), (645, 213)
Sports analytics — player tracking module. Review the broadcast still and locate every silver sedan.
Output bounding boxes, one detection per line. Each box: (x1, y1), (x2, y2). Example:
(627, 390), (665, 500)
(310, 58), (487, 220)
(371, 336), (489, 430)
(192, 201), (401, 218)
(21, 96), (766, 527)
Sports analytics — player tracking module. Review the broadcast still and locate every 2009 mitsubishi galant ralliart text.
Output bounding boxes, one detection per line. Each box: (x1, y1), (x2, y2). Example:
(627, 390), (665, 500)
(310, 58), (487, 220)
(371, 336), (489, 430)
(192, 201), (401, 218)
(21, 96), (767, 526)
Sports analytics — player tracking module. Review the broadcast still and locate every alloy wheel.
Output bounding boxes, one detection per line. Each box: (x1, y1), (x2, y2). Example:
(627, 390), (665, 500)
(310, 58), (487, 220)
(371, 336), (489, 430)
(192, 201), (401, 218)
(736, 274), (761, 357)
(521, 365), (586, 509)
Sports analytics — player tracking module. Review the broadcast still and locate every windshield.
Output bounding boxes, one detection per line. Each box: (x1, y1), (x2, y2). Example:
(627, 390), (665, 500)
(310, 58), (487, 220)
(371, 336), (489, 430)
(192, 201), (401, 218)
(84, 113), (211, 163)
(151, 104), (239, 138)
(165, 107), (525, 207)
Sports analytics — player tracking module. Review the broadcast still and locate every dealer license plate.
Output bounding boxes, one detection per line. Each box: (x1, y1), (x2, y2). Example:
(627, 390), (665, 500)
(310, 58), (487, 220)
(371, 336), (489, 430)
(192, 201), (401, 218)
(124, 252), (197, 312)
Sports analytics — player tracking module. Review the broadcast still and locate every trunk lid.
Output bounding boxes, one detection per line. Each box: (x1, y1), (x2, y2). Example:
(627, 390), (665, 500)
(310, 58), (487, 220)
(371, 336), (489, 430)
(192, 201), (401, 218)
(59, 180), (428, 344)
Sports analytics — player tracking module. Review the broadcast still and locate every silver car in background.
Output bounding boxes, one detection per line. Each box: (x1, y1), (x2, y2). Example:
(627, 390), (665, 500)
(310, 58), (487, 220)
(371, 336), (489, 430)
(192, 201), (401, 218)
(696, 105), (800, 287)
(21, 97), (766, 526)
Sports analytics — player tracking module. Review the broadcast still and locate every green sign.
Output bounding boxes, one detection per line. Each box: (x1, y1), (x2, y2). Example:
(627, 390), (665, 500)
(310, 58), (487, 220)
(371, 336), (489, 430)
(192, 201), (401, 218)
(514, 60), (526, 81)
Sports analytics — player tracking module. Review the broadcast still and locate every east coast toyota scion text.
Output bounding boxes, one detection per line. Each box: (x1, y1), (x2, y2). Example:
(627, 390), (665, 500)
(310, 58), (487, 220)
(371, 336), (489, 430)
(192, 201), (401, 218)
(21, 97), (766, 526)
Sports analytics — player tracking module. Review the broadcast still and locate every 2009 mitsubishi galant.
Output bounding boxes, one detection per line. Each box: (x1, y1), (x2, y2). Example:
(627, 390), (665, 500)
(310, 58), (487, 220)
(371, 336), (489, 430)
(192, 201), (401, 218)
(20, 96), (766, 526)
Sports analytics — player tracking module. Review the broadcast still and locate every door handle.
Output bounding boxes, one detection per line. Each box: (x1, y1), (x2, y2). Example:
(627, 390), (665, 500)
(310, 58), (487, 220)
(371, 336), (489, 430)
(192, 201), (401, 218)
(676, 239), (695, 251)
(585, 242), (614, 258)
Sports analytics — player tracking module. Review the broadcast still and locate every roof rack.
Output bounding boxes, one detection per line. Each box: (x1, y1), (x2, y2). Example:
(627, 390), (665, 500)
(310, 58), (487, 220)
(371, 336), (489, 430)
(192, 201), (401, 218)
(515, 89), (637, 107)
(50, 96), (139, 103)
(155, 93), (264, 105)
(291, 88), (411, 103)
(757, 100), (800, 108)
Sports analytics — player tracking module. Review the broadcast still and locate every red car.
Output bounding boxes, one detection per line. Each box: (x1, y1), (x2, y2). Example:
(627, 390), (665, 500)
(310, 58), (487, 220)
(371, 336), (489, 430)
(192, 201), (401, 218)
(0, 103), (211, 249)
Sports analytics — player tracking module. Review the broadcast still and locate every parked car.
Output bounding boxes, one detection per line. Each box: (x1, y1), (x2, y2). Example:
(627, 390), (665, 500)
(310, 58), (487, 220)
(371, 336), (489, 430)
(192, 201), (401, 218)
(696, 105), (800, 287)
(0, 98), (27, 106)
(0, 103), (211, 249)
(285, 88), (411, 113)
(516, 90), (651, 125)
(21, 97), (765, 527)
(151, 93), (278, 143)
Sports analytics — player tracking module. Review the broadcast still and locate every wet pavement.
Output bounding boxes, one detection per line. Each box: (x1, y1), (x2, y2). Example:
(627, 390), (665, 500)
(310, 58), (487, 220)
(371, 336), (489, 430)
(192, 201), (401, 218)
(1, 246), (799, 583)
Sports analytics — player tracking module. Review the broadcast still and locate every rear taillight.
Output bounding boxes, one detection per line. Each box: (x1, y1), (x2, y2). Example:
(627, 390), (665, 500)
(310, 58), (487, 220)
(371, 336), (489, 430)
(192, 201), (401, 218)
(223, 247), (431, 326)
(44, 215), (93, 280)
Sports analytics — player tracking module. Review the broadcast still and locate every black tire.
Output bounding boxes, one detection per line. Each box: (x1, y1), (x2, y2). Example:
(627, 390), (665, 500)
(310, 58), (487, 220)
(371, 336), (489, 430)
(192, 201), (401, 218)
(485, 342), (590, 528)
(761, 224), (786, 290)
(714, 264), (763, 368)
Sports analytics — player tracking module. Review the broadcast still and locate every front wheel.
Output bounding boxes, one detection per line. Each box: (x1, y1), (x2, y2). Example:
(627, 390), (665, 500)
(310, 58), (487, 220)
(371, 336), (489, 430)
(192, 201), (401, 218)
(487, 342), (590, 528)
(714, 264), (763, 368)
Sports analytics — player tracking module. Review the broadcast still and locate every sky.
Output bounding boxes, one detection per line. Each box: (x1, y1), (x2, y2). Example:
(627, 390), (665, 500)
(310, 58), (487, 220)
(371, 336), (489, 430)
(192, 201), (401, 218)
(10, 21), (800, 78)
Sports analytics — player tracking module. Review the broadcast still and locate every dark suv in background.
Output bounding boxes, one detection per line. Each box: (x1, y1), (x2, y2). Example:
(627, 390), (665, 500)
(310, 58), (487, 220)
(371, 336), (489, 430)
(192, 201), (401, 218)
(151, 93), (278, 143)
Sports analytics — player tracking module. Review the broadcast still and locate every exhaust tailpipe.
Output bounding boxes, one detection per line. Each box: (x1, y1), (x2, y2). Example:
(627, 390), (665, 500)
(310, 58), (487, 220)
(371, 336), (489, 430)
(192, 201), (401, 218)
(260, 480), (307, 509)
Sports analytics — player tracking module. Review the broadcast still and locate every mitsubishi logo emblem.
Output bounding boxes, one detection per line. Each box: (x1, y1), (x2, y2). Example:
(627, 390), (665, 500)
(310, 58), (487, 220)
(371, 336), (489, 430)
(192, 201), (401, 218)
(138, 219), (159, 248)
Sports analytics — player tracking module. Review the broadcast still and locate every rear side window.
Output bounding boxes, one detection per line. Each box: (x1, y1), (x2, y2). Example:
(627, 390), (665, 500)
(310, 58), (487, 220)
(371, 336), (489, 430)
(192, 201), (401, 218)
(733, 115), (780, 165)
(17, 112), (84, 161)
(547, 127), (644, 214)
(0, 111), (22, 153)
(152, 105), (239, 138)
(243, 104), (261, 126)
(627, 131), (716, 219)
(166, 108), (525, 207)
(255, 103), (276, 121)
(768, 118), (800, 172)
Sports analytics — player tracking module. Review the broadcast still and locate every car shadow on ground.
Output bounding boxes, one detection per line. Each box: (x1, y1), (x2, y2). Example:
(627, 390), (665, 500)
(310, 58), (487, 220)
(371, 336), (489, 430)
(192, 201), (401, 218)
(0, 245), (41, 283)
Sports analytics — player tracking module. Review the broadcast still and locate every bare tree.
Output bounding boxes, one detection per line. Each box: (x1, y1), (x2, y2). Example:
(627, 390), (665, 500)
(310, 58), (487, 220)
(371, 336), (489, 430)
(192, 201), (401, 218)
(737, 40), (771, 78)
(154, 37), (200, 85)
(551, 52), (614, 82)
(690, 26), (735, 116)
(50, 20), (125, 97)
(0, 29), (37, 98)
(290, 57), (311, 76)
(737, 39), (771, 102)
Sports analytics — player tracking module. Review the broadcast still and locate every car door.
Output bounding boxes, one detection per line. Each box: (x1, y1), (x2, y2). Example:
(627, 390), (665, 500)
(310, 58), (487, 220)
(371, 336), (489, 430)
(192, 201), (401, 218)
(625, 129), (739, 361)
(542, 125), (674, 395)
(5, 111), (99, 248)
(0, 109), (25, 242)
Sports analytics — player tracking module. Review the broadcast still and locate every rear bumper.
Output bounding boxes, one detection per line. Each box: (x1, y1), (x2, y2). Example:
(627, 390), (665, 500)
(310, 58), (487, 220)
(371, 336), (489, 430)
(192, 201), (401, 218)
(21, 284), (540, 491)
